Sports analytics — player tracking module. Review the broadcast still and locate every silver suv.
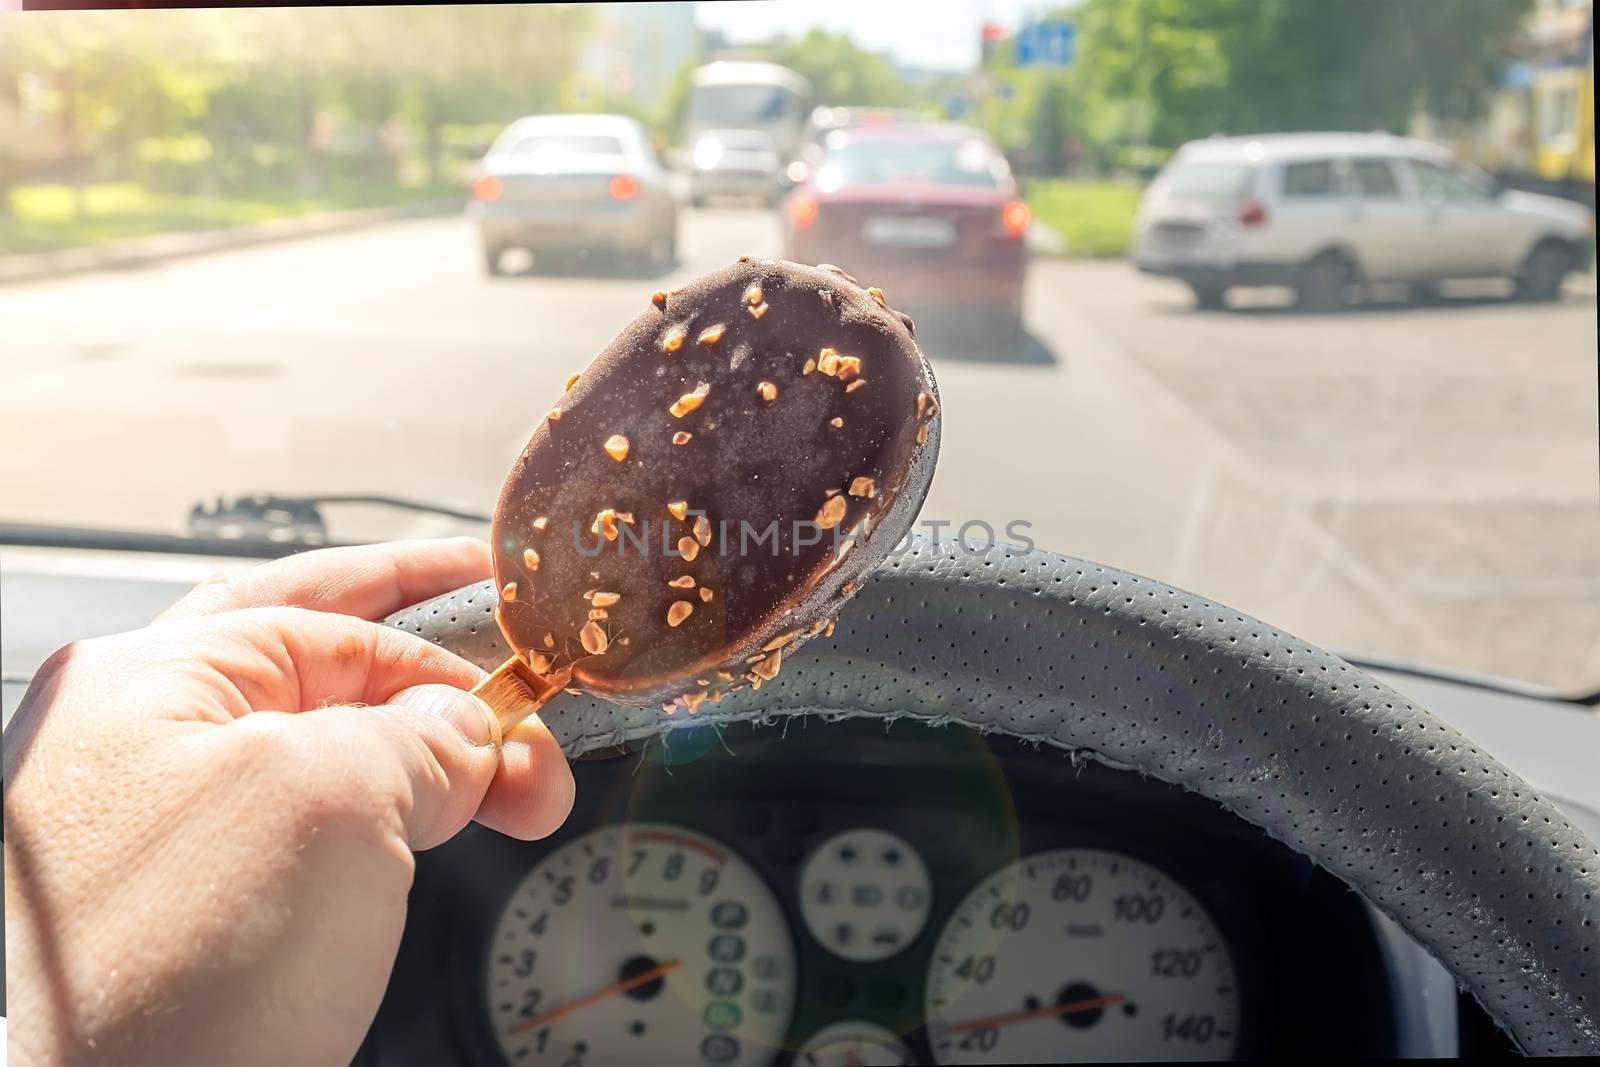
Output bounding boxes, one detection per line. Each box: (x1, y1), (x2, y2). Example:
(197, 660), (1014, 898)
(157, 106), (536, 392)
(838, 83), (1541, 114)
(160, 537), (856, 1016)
(1133, 132), (1594, 309)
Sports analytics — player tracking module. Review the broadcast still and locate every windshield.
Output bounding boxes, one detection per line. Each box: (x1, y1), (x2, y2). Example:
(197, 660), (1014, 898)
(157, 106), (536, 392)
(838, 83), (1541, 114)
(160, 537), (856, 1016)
(816, 136), (1004, 188)
(689, 84), (796, 124)
(2, 1), (1595, 697)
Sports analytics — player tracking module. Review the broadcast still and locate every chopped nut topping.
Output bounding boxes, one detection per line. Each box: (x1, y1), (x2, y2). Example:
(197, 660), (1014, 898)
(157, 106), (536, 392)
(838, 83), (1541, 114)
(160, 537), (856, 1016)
(591, 591), (621, 608)
(845, 379), (866, 393)
(527, 650), (553, 673)
(849, 476), (876, 498)
(615, 511), (635, 524)
(867, 286), (886, 306)
(532, 516), (548, 531)
(677, 536), (700, 562)
(824, 487), (841, 498)
(670, 383), (710, 418)
(749, 302), (769, 319)
(824, 619), (836, 637)
(541, 632), (555, 648)
(737, 253), (753, 262)
(744, 283), (763, 305)
(604, 434), (630, 461)
(756, 380), (777, 401)
(916, 391), (932, 418)
(818, 263), (844, 274)
(565, 372), (581, 391)
(588, 608), (609, 620)
(717, 670), (734, 680)
(523, 547), (541, 570)
(842, 580), (860, 596)
(662, 326), (686, 353)
(746, 672), (763, 690)
(831, 417), (844, 428)
(667, 600), (695, 627)
(917, 423), (929, 444)
(651, 290), (667, 308)
(816, 494), (847, 529)
(762, 630), (798, 651)
(699, 586), (713, 603)
(697, 323), (725, 345)
(547, 408), (563, 421)
(668, 574), (696, 589)
(693, 514), (712, 546)
(501, 581), (518, 602)
(579, 620), (608, 655)
(833, 355), (862, 381)
(667, 500), (689, 520)
(753, 650), (782, 681)
(591, 508), (620, 541)
(817, 347), (839, 375)
(682, 690), (706, 713)
(672, 431), (692, 445)
(802, 357), (816, 375)
(696, 678), (710, 686)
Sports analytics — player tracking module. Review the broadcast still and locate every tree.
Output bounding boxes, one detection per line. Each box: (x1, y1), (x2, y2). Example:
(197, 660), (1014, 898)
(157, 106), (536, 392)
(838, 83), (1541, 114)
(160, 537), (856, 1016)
(1074, 0), (1534, 148)
(772, 29), (907, 108)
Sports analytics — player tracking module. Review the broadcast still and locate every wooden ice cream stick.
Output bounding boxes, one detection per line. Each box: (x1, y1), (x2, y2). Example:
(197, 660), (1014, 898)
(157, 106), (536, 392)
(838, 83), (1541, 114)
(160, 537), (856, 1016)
(471, 657), (574, 737)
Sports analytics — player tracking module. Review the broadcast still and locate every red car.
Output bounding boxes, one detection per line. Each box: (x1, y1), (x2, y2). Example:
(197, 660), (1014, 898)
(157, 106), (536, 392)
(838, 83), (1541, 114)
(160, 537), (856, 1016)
(783, 123), (1031, 349)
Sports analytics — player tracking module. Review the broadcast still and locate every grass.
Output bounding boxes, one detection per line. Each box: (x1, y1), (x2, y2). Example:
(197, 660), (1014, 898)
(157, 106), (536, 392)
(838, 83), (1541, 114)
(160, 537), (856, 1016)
(1025, 179), (1144, 258)
(0, 182), (459, 256)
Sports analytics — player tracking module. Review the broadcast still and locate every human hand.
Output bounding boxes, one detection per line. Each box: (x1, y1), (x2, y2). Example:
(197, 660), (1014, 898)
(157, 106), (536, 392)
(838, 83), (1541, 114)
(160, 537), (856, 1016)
(3, 539), (576, 1066)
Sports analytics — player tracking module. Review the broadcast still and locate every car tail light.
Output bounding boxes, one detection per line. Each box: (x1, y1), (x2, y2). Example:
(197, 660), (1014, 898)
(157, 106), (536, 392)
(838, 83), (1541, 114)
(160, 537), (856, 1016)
(1237, 196), (1268, 226)
(473, 175), (503, 202)
(1002, 200), (1031, 238)
(789, 194), (819, 231)
(609, 174), (639, 201)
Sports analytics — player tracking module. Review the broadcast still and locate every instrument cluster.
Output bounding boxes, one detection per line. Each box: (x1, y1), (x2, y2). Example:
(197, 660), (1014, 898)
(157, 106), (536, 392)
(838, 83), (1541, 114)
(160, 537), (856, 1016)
(363, 719), (1399, 1065)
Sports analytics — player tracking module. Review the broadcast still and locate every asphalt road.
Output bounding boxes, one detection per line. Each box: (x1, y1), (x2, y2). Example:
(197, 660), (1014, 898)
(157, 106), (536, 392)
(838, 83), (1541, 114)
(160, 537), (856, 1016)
(2, 207), (1595, 692)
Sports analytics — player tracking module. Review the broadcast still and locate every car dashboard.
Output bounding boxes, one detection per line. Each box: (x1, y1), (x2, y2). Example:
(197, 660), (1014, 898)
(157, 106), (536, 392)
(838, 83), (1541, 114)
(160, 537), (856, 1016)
(4, 544), (1596, 1064)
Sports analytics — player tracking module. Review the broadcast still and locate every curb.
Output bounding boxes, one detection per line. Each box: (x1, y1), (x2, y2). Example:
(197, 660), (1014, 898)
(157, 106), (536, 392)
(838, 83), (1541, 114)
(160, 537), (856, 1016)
(0, 198), (464, 285)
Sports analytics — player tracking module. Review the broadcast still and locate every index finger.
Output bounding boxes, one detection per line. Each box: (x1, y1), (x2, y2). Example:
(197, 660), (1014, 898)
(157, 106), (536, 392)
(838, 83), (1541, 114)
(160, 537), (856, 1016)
(159, 537), (493, 623)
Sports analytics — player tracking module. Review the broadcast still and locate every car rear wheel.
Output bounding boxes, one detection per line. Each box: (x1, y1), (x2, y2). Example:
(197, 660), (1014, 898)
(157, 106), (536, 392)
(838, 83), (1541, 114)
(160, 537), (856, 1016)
(1516, 240), (1572, 302)
(1189, 280), (1228, 310)
(1296, 252), (1353, 312)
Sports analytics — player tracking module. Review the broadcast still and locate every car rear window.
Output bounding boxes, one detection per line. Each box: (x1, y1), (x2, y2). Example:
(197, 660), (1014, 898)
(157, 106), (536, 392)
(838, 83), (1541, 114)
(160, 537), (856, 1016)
(1282, 159), (1336, 196)
(1160, 160), (1254, 199)
(504, 134), (626, 157)
(816, 137), (1003, 189)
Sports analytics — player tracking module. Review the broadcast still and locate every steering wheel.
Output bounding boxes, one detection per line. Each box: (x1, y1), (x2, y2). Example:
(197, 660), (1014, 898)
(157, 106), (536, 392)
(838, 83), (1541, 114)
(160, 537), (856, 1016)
(387, 536), (1599, 1055)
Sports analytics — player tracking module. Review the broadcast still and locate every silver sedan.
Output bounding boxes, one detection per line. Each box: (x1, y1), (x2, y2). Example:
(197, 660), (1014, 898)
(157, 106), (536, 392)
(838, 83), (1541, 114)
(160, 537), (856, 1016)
(470, 114), (677, 275)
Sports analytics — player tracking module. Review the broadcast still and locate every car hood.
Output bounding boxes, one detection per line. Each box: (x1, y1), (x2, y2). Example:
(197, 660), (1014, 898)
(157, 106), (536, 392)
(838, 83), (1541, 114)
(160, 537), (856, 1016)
(1499, 189), (1592, 233)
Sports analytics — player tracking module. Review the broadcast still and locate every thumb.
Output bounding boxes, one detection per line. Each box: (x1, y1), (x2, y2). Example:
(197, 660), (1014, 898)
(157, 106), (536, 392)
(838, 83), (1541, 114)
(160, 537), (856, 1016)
(353, 683), (503, 851)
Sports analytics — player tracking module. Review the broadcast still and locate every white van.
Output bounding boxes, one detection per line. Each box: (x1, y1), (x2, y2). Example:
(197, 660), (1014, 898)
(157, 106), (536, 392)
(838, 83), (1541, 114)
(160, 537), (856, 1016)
(1132, 132), (1594, 309)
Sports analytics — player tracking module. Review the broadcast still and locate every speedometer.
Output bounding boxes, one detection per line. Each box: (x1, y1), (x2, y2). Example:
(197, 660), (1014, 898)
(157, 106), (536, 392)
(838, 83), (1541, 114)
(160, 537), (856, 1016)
(924, 849), (1238, 1063)
(486, 824), (796, 1066)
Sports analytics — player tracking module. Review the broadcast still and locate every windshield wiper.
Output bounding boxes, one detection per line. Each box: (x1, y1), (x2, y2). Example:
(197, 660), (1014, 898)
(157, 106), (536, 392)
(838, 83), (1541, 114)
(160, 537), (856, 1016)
(0, 493), (490, 559)
(186, 493), (490, 545)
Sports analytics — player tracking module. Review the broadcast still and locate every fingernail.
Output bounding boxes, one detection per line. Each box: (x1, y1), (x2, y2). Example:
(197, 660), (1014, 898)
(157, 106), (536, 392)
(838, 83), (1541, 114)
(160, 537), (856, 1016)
(391, 684), (500, 749)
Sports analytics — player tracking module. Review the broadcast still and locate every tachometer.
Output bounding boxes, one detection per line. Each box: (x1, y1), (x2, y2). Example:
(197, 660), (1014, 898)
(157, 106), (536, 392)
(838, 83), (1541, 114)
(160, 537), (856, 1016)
(924, 849), (1238, 1063)
(486, 824), (796, 1066)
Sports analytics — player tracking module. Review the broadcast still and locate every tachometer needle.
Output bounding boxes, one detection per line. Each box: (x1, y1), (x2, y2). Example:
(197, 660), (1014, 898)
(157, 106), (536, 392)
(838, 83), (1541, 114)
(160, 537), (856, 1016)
(943, 993), (1127, 1035)
(510, 959), (682, 1034)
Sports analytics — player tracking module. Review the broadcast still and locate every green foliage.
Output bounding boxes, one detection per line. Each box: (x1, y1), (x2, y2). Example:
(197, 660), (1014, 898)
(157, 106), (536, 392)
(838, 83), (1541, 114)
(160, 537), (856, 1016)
(1025, 179), (1143, 257)
(1070, 0), (1533, 148)
(772, 29), (907, 108)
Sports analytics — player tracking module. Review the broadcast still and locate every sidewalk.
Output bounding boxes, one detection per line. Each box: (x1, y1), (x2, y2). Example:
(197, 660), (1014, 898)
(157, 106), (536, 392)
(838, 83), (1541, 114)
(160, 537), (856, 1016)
(0, 199), (462, 286)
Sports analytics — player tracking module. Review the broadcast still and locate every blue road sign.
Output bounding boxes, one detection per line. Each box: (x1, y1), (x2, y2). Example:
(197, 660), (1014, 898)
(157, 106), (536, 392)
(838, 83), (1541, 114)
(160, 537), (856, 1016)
(1015, 20), (1076, 68)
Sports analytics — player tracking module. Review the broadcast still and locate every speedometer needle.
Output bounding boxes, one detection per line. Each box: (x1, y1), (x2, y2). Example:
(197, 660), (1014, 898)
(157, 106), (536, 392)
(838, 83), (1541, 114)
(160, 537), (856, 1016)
(510, 959), (682, 1034)
(943, 993), (1128, 1034)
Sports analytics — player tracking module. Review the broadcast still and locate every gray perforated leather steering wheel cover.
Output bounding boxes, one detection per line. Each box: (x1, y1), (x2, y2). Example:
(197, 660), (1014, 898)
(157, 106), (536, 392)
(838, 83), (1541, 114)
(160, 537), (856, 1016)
(388, 537), (1600, 1055)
